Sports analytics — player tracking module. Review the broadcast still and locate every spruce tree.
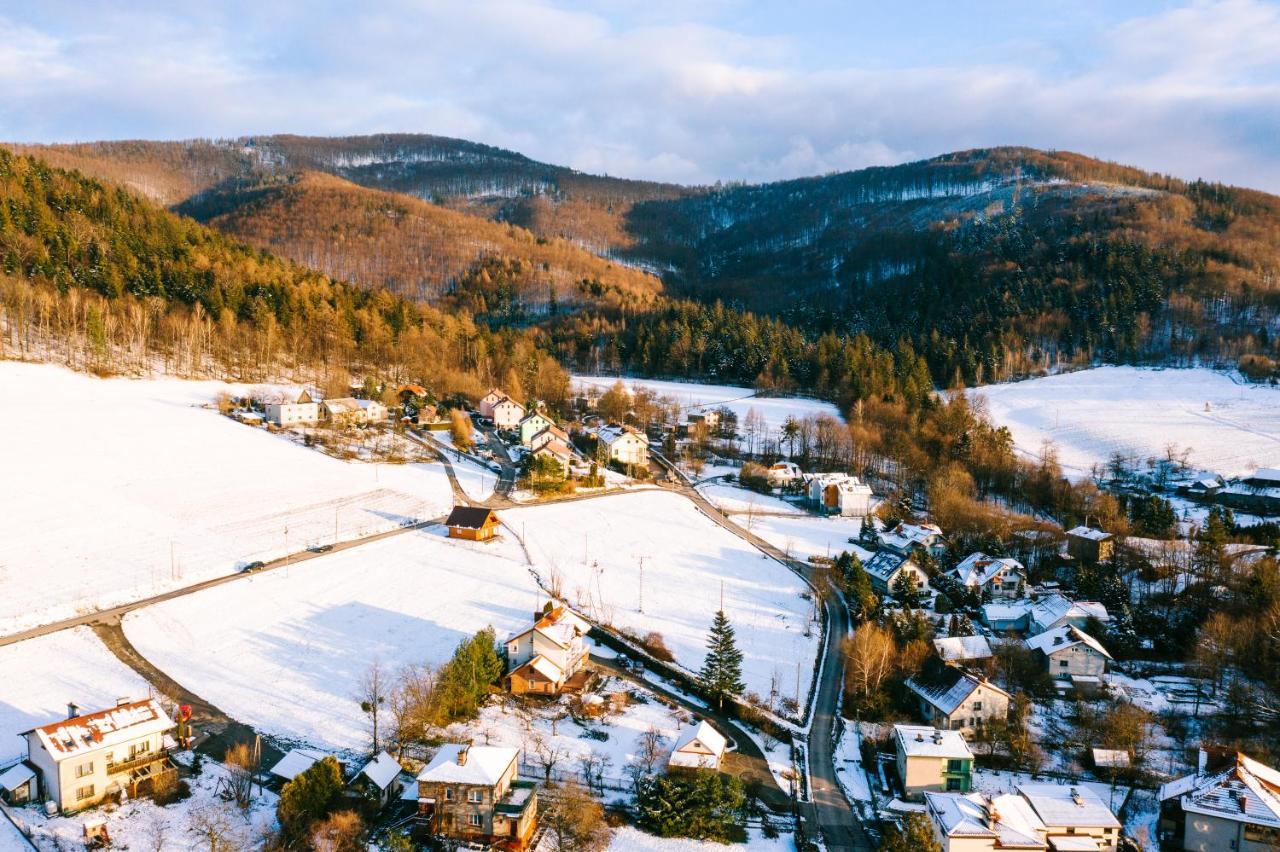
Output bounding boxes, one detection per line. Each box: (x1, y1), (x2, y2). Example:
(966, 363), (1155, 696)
(699, 610), (745, 710)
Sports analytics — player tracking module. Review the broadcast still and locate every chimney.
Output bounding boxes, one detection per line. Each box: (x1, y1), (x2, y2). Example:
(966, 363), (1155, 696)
(456, 745), (469, 766)
(117, 697), (131, 707)
(1070, 788), (1083, 806)
(915, 733), (924, 742)
(67, 702), (79, 720)
(932, 732), (943, 745)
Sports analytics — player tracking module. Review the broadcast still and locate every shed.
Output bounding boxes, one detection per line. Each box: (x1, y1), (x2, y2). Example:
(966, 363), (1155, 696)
(269, 748), (329, 783)
(0, 762), (36, 804)
(445, 506), (502, 542)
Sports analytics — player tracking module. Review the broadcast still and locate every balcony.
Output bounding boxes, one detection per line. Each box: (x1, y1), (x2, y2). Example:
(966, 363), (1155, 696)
(106, 749), (170, 777)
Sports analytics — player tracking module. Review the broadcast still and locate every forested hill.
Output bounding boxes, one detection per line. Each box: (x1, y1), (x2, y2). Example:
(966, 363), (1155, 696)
(13, 136), (1280, 385)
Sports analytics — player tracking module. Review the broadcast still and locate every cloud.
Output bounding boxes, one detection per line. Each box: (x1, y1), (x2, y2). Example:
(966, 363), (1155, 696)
(1, 0), (1279, 191)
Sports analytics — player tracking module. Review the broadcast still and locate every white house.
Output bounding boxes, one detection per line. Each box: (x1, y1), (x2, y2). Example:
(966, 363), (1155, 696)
(864, 550), (931, 598)
(519, 411), (556, 447)
(668, 720), (727, 771)
(322, 397), (386, 426)
(1029, 593), (1110, 635)
(533, 441), (574, 478)
(478, 388), (507, 419)
(597, 424), (649, 468)
(503, 607), (591, 695)
(1018, 783), (1121, 851)
(492, 397), (527, 430)
(1159, 749), (1280, 852)
(878, 522), (947, 558)
(925, 790), (1048, 851)
(21, 698), (177, 813)
(1025, 625), (1111, 678)
(766, 461), (802, 487)
(906, 666), (1011, 738)
(265, 389), (319, 427)
(805, 473), (874, 517)
(949, 553), (1026, 599)
(529, 425), (570, 454)
(894, 725), (974, 798)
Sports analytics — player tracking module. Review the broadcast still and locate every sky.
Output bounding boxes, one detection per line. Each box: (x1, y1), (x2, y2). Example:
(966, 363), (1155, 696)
(3, 1), (1280, 191)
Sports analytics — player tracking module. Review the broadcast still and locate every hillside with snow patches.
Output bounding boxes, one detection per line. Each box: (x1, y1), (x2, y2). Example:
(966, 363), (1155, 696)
(968, 366), (1280, 479)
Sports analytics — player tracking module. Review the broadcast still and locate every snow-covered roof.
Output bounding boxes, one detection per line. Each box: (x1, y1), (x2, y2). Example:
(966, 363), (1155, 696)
(323, 397), (360, 413)
(673, 719), (727, 757)
(417, 744), (516, 786)
(1026, 625), (1111, 660)
(520, 411), (552, 424)
(1092, 749), (1130, 769)
(597, 424), (648, 447)
(933, 635), (993, 662)
(983, 601), (1031, 625)
(359, 751), (403, 791)
(354, 399), (383, 411)
(1065, 526), (1112, 542)
(1029, 594), (1109, 632)
(1247, 467), (1280, 484)
(1018, 783), (1120, 829)
(506, 606), (590, 648)
(950, 552), (1025, 587)
(924, 791), (1046, 847)
(269, 747), (328, 781)
(906, 668), (1008, 716)
(513, 654), (566, 683)
(879, 521), (944, 553)
(894, 725), (973, 760)
(864, 550), (910, 583)
(0, 762), (35, 792)
(1162, 752), (1280, 828)
(23, 698), (173, 761)
(807, 472), (872, 494)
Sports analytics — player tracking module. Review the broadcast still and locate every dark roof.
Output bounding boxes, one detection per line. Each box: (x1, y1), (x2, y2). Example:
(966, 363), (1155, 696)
(445, 506), (498, 529)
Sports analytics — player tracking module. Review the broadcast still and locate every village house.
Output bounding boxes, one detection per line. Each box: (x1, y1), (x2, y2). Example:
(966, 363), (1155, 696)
(1217, 468), (1280, 514)
(766, 461), (802, 487)
(949, 553), (1026, 600)
(906, 664), (1011, 738)
(415, 744), (538, 850)
(1159, 748), (1280, 851)
(1066, 525), (1115, 563)
(532, 441), (574, 479)
(519, 411), (556, 447)
(1025, 625), (1111, 679)
(805, 473), (874, 517)
(1028, 593), (1110, 635)
(414, 403), (444, 426)
(503, 606), (591, 696)
(597, 424), (649, 468)
(19, 698), (177, 813)
(933, 635), (994, 665)
(878, 521), (947, 559)
(322, 397), (386, 427)
(925, 784), (1121, 852)
(864, 550), (931, 599)
(894, 725), (974, 799)
(492, 397), (527, 430)
(1017, 783), (1121, 851)
(265, 389), (319, 427)
(980, 601), (1031, 634)
(667, 720), (728, 772)
(445, 506), (502, 542)
(528, 424), (570, 453)
(350, 751), (405, 810)
(687, 410), (720, 432)
(478, 388), (507, 419)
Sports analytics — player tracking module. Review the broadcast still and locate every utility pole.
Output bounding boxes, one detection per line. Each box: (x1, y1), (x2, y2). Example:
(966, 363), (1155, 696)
(638, 556), (646, 613)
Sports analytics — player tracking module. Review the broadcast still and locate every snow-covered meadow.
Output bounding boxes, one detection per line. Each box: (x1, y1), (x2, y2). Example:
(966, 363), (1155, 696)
(507, 491), (821, 707)
(123, 526), (543, 751)
(696, 482), (803, 516)
(969, 366), (1280, 479)
(0, 362), (455, 632)
(749, 515), (872, 564)
(0, 628), (151, 765)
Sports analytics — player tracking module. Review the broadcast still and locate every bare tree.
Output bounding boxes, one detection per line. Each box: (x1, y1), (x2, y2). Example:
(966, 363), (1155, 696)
(142, 812), (171, 852)
(187, 801), (246, 852)
(543, 781), (609, 852)
(389, 662), (440, 756)
(625, 726), (666, 793)
(578, 751), (612, 795)
(843, 623), (897, 701)
(359, 660), (389, 752)
(224, 741), (259, 809)
(528, 732), (568, 783)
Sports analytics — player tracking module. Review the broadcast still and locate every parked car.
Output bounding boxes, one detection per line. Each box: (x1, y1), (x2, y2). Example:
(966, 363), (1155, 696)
(308, 544), (333, 553)
(240, 561), (266, 573)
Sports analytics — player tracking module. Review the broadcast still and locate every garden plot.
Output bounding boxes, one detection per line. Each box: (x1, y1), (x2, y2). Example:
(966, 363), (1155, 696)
(123, 527), (543, 750)
(0, 628), (151, 766)
(0, 361), (455, 633)
(506, 491), (821, 707)
(969, 366), (1280, 479)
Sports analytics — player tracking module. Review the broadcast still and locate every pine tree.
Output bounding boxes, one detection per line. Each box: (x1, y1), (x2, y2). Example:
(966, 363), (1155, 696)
(699, 610), (745, 710)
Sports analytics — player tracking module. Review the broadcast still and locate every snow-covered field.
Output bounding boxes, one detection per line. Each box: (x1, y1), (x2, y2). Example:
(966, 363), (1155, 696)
(0, 628), (151, 765)
(123, 526), (542, 750)
(970, 366), (1280, 478)
(749, 516), (871, 564)
(696, 482), (803, 516)
(507, 491), (820, 706)
(0, 362), (455, 633)
(610, 827), (795, 852)
(573, 376), (843, 435)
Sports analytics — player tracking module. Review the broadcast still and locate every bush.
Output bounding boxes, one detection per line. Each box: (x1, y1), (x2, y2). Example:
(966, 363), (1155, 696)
(738, 462), (771, 493)
(278, 756), (344, 841)
(639, 631), (675, 662)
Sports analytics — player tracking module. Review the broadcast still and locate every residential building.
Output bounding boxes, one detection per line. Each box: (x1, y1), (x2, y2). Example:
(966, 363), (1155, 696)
(1029, 594), (1110, 635)
(519, 411), (556, 447)
(532, 441), (574, 478)
(878, 522), (947, 558)
(528, 425), (570, 453)
(933, 635), (994, 665)
(265, 389), (319, 427)
(949, 553), (1026, 600)
(597, 424), (649, 468)
(864, 550), (931, 599)
(981, 601), (1032, 634)
(322, 397), (385, 426)
(894, 725), (974, 799)
(20, 698), (177, 813)
(1217, 468), (1280, 514)
(1025, 626), (1111, 678)
(351, 751), (404, 809)
(446, 506), (502, 542)
(504, 607), (591, 696)
(668, 720), (727, 771)
(415, 744), (538, 850)
(924, 790), (1048, 851)
(478, 389), (507, 419)
(805, 473), (874, 517)
(1159, 749), (1280, 852)
(1066, 526), (1114, 563)
(268, 747), (330, 784)
(415, 404), (443, 426)
(687, 410), (720, 432)
(906, 665), (1011, 737)
(766, 461), (802, 487)
(1018, 783), (1121, 851)
(492, 397), (527, 430)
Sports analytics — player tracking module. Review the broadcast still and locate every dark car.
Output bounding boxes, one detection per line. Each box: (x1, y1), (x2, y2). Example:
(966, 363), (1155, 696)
(240, 561), (266, 573)
(309, 544), (333, 553)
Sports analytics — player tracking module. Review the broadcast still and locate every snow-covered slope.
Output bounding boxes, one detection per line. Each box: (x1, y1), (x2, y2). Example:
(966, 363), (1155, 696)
(0, 362), (454, 632)
(969, 366), (1280, 479)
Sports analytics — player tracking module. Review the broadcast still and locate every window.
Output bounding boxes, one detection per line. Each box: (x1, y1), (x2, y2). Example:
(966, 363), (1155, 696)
(445, 788), (455, 801)
(1060, 659), (1069, 668)
(467, 789), (483, 803)
(972, 702), (982, 711)
(946, 777), (962, 791)
(468, 813), (483, 827)
(947, 760), (964, 773)
(75, 761), (93, 778)
(76, 784), (95, 801)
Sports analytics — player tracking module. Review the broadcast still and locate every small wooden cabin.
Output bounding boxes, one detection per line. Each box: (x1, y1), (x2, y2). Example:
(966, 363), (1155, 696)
(446, 506), (501, 542)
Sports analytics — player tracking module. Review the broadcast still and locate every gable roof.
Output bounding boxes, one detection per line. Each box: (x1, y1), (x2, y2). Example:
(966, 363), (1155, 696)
(907, 667), (1010, 716)
(1066, 526), (1113, 542)
(24, 698), (173, 760)
(493, 396), (525, 411)
(597, 423), (648, 447)
(1162, 752), (1280, 828)
(673, 720), (727, 757)
(535, 440), (574, 461)
(925, 791), (1047, 847)
(506, 606), (590, 648)
(269, 747), (329, 781)
(417, 744), (516, 786)
(864, 550), (910, 583)
(511, 654), (566, 683)
(0, 763), (35, 792)
(879, 521), (944, 553)
(445, 506), (499, 529)
(951, 552), (1025, 587)
(1029, 594), (1109, 631)
(933, 635), (994, 662)
(358, 751), (403, 791)
(1025, 625), (1111, 660)
(520, 410), (553, 425)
